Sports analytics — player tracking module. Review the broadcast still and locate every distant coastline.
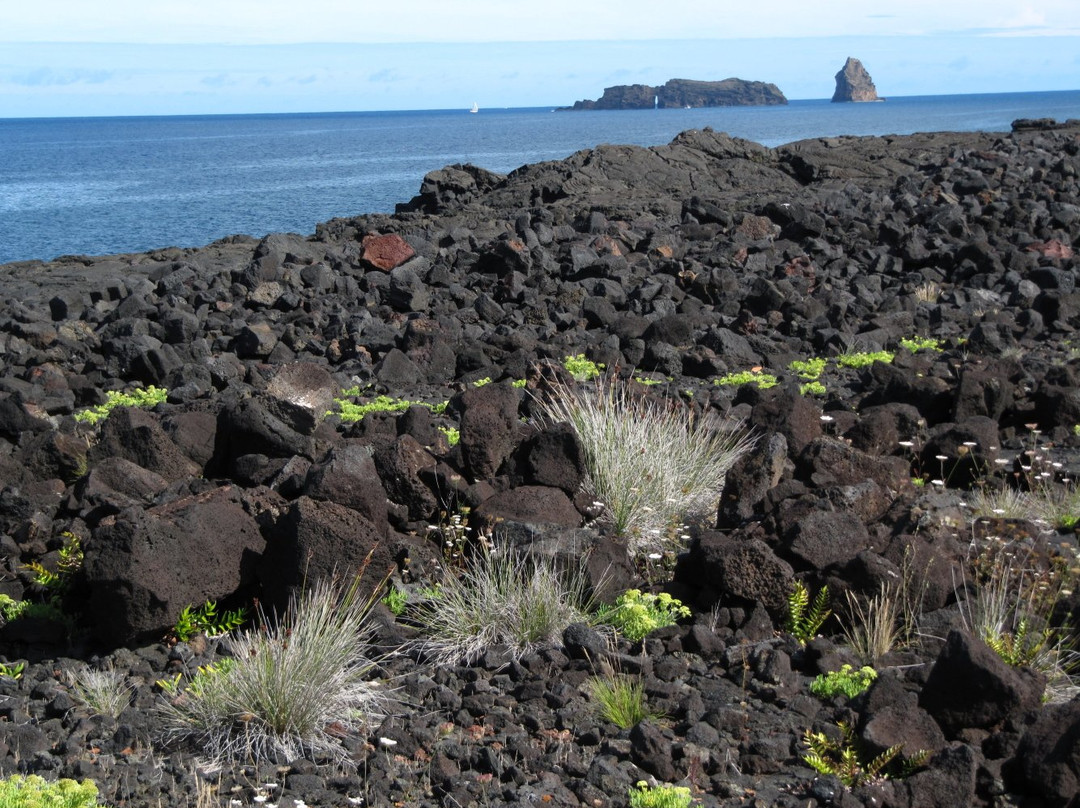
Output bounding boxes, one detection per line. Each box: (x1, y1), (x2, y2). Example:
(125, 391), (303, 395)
(2, 89), (1078, 265)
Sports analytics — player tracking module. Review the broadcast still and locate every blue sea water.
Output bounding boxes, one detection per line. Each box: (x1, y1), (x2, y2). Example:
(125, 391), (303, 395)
(1, 90), (1078, 266)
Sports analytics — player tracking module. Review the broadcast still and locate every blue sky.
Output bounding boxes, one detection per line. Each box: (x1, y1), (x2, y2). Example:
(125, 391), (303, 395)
(2, 1), (1078, 117)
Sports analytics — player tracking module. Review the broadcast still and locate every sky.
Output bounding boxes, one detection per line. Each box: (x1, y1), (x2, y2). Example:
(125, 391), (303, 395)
(1, 1), (1079, 117)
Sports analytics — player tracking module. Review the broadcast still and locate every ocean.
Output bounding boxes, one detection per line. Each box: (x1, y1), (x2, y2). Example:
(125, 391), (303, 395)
(1, 90), (1078, 266)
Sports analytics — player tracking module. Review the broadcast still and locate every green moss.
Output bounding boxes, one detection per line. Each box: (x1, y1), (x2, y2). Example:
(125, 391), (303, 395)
(789, 357), (827, 380)
(899, 336), (943, 353)
(74, 385), (168, 425)
(438, 426), (460, 447)
(836, 350), (894, 369)
(800, 380), (827, 396)
(715, 370), (779, 389)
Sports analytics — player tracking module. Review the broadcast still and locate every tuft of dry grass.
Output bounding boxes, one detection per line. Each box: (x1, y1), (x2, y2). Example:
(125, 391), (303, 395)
(410, 546), (594, 666)
(535, 377), (755, 554)
(158, 575), (388, 766)
(840, 587), (903, 666)
(68, 665), (133, 719)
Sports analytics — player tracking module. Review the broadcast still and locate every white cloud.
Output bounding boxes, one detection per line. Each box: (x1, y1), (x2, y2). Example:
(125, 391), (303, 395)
(4, 1), (1078, 44)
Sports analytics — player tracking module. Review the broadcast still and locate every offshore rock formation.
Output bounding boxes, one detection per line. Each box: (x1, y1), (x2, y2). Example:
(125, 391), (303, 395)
(570, 77), (787, 110)
(832, 56), (881, 102)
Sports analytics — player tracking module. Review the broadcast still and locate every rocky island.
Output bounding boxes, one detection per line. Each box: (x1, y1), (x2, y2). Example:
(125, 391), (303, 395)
(832, 56), (881, 102)
(569, 77), (787, 110)
(0, 119), (1079, 807)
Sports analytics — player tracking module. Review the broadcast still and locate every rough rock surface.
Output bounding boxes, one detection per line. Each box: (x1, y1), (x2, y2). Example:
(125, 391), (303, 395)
(0, 118), (1078, 807)
(832, 57), (881, 102)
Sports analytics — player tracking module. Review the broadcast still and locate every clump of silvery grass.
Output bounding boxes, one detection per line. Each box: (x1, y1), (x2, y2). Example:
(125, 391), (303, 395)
(158, 575), (388, 766)
(410, 546), (594, 667)
(968, 484), (1032, 520)
(68, 665), (133, 719)
(958, 541), (1080, 703)
(839, 587), (903, 667)
(535, 377), (755, 554)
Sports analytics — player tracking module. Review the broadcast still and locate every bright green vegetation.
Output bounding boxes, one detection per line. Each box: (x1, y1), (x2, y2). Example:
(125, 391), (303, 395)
(410, 549), (593, 666)
(586, 674), (658, 729)
(330, 388), (450, 423)
(511, 378), (528, 389)
(627, 781), (694, 808)
(0, 661), (24, 679)
(23, 532), (82, 589)
(536, 378), (755, 552)
(633, 372), (662, 386)
(714, 370), (778, 389)
(835, 350), (895, 369)
(74, 385), (168, 425)
(381, 586), (408, 616)
(438, 426), (460, 447)
(984, 618), (1049, 667)
(789, 357), (827, 380)
(800, 380), (827, 396)
(472, 377), (492, 387)
(2, 532), (82, 636)
(158, 576), (387, 766)
(563, 354), (604, 382)
(786, 581), (831, 645)
(810, 665), (877, 700)
(332, 393), (423, 422)
(959, 539), (1080, 700)
(803, 721), (928, 788)
(899, 336), (943, 353)
(0, 775), (102, 808)
(595, 589), (690, 643)
(172, 600), (248, 643)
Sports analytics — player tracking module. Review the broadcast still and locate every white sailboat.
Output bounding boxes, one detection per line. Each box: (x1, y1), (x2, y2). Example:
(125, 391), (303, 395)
(469, 102), (479, 114)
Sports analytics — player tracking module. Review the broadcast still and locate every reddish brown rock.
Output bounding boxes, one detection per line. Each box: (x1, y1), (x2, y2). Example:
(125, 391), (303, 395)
(361, 233), (415, 271)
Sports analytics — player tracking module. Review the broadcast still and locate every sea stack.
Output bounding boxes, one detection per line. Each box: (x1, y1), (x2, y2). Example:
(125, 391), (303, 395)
(832, 57), (881, 102)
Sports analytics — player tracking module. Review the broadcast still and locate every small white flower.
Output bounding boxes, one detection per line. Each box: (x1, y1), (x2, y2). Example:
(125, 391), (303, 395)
(347, 798), (365, 806)
(263, 785), (279, 791)
(648, 553), (663, 560)
(378, 737), (398, 747)
(935, 454), (948, 461)
(230, 802), (242, 807)
(931, 479), (945, 486)
(993, 508), (1006, 515)
(820, 415), (834, 422)
(254, 797), (268, 804)
(994, 458), (1010, 465)
(963, 441), (978, 447)
(898, 441), (915, 448)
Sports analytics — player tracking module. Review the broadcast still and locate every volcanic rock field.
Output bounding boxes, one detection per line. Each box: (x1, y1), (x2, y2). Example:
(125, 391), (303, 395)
(0, 120), (1079, 807)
